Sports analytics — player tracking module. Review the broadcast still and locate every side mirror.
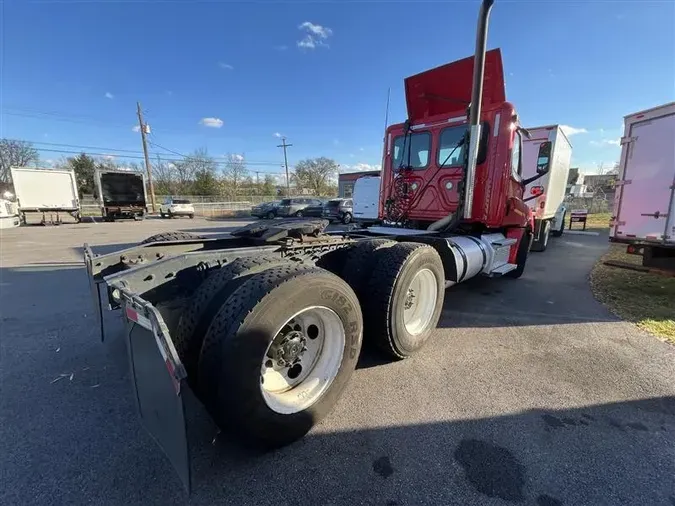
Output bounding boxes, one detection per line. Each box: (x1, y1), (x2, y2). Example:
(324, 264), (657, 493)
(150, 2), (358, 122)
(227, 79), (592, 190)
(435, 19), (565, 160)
(536, 141), (552, 175)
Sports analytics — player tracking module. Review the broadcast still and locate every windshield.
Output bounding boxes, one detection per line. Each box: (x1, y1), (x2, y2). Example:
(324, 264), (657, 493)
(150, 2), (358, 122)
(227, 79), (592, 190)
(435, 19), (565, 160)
(173, 199), (191, 204)
(392, 132), (431, 170)
(280, 199), (291, 205)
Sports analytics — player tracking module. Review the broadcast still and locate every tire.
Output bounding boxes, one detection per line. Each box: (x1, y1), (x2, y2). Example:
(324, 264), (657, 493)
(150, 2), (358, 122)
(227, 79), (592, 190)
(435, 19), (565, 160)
(551, 212), (565, 237)
(140, 231), (205, 244)
(531, 220), (551, 252)
(342, 239), (396, 297)
(266, 211), (275, 220)
(505, 229), (532, 279)
(198, 265), (363, 448)
(342, 212), (352, 224)
(173, 255), (292, 383)
(364, 242), (444, 359)
(295, 210), (303, 218)
(189, 214), (195, 219)
(168, 210), (174, 219)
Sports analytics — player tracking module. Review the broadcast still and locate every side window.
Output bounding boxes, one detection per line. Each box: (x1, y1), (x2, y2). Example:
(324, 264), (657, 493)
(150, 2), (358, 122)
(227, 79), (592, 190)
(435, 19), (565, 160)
(437, 126), (466, 167)
(346, 199), (353, 206)
(511, 131), (522, 179)
(392, 132), (431, 170)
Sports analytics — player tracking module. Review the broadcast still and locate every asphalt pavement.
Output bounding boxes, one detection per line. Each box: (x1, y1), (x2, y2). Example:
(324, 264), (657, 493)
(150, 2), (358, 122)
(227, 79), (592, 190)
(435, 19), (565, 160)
(1, 218), (674, 506)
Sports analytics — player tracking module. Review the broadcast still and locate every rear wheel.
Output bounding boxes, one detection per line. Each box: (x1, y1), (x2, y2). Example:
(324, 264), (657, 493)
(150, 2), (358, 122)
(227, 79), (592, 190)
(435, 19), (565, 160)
(364, 242), (444, 359)
(342, 212), (352, 224)
(295, 210), (303, 217)
(189, 214), (195, 219)
(198, 266), (363, 448)
(174, 255), (292, 382)
(140, 231), (204, 244)
(266, 211), (275, 220)
(342, 239), (396, 297)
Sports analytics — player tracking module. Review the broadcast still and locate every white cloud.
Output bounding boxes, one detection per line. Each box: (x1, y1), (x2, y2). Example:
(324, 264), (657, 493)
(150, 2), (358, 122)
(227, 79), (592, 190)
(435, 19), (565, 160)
(590, 138), (620, 147)
(297, 21), (333, 50)
(229, 153), (244, 162)
(199, 117), (224, 128)
(342, 163), (381, 172)
(560, 125), (588, 136)
(273, 132), (283, 138)
(104, 154), (116, 161)
(131, 125), (141, 133)
(359, 147), (364, 152)
(105, 92), (114, 99)
(218, 62), (234, 70)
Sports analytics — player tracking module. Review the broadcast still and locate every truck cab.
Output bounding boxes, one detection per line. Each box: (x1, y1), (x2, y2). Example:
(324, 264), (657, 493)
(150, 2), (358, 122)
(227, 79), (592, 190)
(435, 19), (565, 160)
(379, 49), (536, 235)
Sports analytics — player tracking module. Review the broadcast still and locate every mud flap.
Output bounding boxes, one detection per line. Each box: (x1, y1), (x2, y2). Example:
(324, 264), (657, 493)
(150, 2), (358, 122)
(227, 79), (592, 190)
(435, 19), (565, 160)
(122, 296), (192, 493)
(84, 245), (106, 342)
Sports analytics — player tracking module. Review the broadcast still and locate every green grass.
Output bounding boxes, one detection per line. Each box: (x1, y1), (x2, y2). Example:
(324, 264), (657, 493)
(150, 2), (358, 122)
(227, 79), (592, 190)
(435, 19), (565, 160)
(590, 244), (675, 343)
(585, 212), (612, 230)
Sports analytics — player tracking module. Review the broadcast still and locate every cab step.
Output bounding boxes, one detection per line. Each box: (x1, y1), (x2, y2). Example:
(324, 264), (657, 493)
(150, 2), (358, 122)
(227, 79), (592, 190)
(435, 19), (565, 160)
(487, 263), (517, 277)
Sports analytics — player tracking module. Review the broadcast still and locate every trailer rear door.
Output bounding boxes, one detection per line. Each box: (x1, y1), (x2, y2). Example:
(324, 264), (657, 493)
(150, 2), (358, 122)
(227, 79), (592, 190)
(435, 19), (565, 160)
(613, 103), (675, 243)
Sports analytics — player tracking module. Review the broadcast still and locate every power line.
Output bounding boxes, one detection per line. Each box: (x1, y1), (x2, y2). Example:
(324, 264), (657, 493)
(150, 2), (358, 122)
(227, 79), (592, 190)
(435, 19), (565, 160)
(34, 147), (289, 176)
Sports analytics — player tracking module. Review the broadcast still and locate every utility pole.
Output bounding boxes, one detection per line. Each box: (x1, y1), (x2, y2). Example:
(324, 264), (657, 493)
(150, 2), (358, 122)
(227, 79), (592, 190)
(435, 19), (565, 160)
(136, 102), (156, 213)
(277, 136), (292, 195)
(255, 171), (260, 185)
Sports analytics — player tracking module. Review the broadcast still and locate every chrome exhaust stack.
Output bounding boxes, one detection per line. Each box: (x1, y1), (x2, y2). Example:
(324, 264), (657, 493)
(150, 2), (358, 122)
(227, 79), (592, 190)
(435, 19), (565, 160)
(463, 0), (495, 220)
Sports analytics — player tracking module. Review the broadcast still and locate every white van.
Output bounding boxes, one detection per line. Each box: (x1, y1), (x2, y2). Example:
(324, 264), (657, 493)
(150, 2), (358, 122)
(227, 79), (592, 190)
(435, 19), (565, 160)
(352, 176), (381, 224)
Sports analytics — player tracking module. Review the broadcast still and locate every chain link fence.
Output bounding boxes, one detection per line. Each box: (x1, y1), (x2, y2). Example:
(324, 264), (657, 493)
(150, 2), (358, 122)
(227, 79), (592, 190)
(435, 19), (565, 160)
(79, 194), (323, 218)
(564, 193), (614, 214)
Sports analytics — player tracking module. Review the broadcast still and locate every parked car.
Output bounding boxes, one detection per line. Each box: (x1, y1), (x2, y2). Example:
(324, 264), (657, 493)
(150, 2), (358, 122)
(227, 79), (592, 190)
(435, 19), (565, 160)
(160, 198), (195, 219)
(303, 200), (328, 217)
(276, 198), (324, 218)
(251, 200), (281, 219)
(322, 198), (353, 224)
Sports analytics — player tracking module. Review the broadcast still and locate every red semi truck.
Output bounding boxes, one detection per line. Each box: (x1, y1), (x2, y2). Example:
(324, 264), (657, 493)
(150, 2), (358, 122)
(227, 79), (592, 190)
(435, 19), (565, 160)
(84, 0), (553, 489)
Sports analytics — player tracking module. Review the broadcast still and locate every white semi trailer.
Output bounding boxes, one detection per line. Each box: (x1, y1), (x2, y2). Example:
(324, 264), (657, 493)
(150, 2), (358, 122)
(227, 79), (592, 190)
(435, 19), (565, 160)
(9, 167), (80, 225)
(610, 102), (675, 271)
(522, 125), (572, 251)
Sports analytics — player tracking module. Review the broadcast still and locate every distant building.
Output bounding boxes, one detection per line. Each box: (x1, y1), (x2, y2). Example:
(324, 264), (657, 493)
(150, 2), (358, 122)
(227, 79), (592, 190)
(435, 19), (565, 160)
(338, 170), (381, 198)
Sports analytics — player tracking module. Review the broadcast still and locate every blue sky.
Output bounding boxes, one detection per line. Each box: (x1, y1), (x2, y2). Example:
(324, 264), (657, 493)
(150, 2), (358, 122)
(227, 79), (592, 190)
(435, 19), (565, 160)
(1, 0), (673, 176)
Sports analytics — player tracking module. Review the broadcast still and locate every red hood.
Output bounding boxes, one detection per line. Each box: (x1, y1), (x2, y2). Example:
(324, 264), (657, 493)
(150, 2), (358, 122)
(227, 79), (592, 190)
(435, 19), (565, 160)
(404, 48), (505, 121)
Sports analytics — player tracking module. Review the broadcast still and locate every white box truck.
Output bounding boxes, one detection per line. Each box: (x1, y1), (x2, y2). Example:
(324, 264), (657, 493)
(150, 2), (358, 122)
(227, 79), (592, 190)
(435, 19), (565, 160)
(610, 102), (675, 271)
(9, 167), (80, 225)
(352, 175), (381, 225)
(522, 125), (572, 251)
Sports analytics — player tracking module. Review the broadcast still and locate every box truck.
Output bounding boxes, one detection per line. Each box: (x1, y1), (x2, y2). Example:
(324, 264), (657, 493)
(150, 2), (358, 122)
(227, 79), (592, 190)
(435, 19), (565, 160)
(9, 167), (80, 225)
(610, 102), (675, 271)
(521, 125), (572, 251)
(94, 168), (147, 221)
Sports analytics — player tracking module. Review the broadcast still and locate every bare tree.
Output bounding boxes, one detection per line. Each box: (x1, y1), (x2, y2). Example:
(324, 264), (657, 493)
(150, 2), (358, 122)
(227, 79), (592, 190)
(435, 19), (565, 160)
(153, 155), (178, 195)
(170, 148), (217, 195)
(293, 157), (338, 195)
(222, 153), (248, 197)
(0, 139), (39, 183)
